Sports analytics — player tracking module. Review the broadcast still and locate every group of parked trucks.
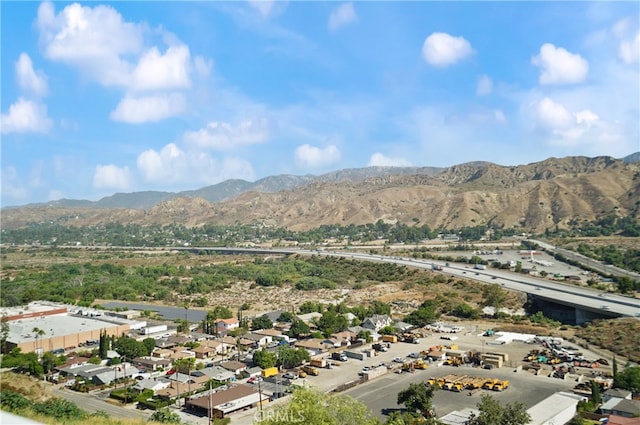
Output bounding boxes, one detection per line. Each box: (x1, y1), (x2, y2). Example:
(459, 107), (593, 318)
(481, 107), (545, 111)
(427, 374), (509, 392)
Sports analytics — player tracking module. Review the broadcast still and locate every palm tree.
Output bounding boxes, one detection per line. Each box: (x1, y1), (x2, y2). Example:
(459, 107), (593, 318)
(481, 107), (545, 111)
(32, 327), (45, 357)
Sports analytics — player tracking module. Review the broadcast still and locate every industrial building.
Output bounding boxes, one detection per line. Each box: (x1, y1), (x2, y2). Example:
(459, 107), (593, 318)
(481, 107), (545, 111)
(1, 302), (145, 354)
(526, 391), (587, 425)
(185, 384), (263, 419)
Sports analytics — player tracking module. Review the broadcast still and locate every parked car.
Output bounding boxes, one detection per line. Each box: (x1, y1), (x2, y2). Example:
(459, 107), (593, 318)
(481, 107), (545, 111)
(247, 376), (262, 383)
(393, 357), (404, 363)
(408, 352), (420, 358)
(283, 372), (298, 380)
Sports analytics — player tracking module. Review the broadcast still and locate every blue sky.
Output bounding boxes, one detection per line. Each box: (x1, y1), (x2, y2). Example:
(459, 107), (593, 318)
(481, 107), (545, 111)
(1, 1), (639, 207)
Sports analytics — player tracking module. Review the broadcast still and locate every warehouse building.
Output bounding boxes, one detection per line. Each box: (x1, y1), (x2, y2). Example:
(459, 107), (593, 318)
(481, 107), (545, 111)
(1, 302), (141, 354)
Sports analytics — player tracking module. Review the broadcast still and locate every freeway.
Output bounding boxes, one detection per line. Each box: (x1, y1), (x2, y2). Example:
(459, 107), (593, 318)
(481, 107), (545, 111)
(57, 244), (640, 317)
(311, 249), (640, 318)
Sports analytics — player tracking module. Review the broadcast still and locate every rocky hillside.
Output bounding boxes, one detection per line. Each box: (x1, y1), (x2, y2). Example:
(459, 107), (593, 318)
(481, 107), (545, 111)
(2, 155), (639, 232)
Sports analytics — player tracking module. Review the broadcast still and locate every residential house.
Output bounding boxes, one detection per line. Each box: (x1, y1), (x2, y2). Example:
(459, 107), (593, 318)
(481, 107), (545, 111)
(331, 330), (356, 343)
(191, 345), (218, 360)
(254, 328), (285, 340)
(242, 332), (272, 347)
(601, 399), (640, 418)
(191, 366), (236, 383)
(214, 318), (239, 335)
(152, 349), (174, 359)
(185, 384), (261, 419)
(220, 361), (247, 375)
(132, 356), (172, 372)
(131, 377), (171, 395)
(392, 321), (414, 332)
(323, 337), (349, 349)
(361, 314), (392, 332)
(294, 338), (328, 356)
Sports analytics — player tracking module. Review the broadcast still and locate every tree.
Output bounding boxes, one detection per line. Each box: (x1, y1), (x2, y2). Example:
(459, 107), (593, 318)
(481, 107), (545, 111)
(397, 383), (436, 418)
(253, 348), (277, 369)
(317, 310), (348, 336)
(481, 284), (507, 317)
(32, 327), (45, 357)
(150, 408), (181, 423)
(113, 336), (147, 361)
(1, 314), (9, 354)
(614, 366), (640, 393)
(288, 319), (310, 339)
(277, 346), (310, 369)
(467, 394), (530, 425)
(173, 357), (195, 374)
(99, 330), (108, 359)
(252, 315), (273, 330)
(277, 311), (296, 322)
(142, 338), (157, 356)
(590, 380), (601, 405)
(258, 387), (380, 425)
(379, 326), (396, 335)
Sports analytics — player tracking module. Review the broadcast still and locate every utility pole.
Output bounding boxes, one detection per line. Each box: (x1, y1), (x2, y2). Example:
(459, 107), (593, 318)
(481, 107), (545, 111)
(257, 379), (264, 421)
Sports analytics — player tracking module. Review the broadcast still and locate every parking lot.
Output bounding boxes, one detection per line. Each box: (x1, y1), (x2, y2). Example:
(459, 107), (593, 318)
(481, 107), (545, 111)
(229, 328), (610, 424)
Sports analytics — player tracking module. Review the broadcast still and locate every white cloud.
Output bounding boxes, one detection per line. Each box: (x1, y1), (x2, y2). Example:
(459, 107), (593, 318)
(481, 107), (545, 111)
(422, 32), (473, 67)
(328, 3), (357, 32)
(183, 119), (269, 150)
(93, 164), (132, 190)
(536, 97), (573, 129)
(368, 153), (411, 167)
(294, 144), (341, 168)
(137, 143), (255, 185)
(194, 55), (213, 77)
(1, 167), (29, 201)
(476, 74), (493, 96)
(130, 45), (192, 92)
(531, 43), (589, 85)
(16, 53), (48, 97)
(533, 97), (616, 148)
(248, 0), (275, 18)
(1, 98), (53, 134)
(619, 31), (640, 64)
(110, 93), (186, 123)
(37, 1), (143, 87)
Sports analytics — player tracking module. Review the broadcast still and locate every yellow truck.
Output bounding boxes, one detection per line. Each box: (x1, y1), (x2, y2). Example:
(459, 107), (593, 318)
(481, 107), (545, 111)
(443, 375), (468, 391)
(493, 380), (509, 391)
(482, 379), (499, 390)
(261, 367), (279, 378)
(301, 365), (320, 376)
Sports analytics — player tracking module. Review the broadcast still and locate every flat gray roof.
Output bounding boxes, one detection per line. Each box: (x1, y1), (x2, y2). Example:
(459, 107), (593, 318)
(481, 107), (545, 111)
(8, 314), (123, 344)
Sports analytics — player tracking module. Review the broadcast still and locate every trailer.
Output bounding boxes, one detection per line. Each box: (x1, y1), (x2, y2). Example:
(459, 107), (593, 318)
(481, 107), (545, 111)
(139, 325), (168, 335)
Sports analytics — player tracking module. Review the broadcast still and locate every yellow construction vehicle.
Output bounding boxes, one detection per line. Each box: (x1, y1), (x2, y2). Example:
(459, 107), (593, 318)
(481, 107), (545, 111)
(444, 357), (463, 366)
(482, 379), (498, 390)
(443, 375), (468, 391)
(492, 380), (509, 391)
(413, 359), (428, 369)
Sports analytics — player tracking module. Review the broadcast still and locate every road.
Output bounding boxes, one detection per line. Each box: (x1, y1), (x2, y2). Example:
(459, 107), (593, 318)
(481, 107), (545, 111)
(52, 386), (150, 420)
(57, 244), (640, 317)
(308, 249), (640, 318)
(528, 238), (640, 282)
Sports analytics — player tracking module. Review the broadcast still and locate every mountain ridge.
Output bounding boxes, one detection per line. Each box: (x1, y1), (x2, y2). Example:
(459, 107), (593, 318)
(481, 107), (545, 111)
(2, 153), (639, 233)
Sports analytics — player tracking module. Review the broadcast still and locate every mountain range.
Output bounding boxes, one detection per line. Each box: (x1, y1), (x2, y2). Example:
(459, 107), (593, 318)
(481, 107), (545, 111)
(2, 154), (639, 232)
